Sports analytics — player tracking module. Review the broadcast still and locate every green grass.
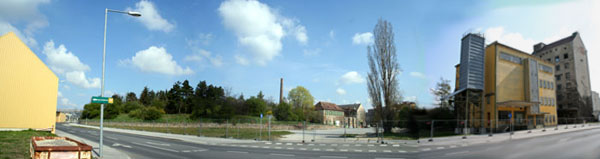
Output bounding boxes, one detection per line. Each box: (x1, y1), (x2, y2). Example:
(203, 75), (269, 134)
(0, 130), (56, 159)
(100, 125), (292, 140)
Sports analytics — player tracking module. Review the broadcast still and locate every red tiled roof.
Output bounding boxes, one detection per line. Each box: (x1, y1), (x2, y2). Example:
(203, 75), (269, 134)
(315, 101), (343, 111)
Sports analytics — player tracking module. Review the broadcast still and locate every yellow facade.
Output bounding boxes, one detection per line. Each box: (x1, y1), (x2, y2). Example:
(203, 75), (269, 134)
(0, 32), (58, 133)
(483, 42), (558, 129)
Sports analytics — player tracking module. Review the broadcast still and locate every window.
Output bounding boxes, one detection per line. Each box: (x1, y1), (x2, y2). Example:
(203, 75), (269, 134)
(486, 96), (490, 104)
(564, 47), (567, 50)
(564, 63), (569, 69)
(566, 72), (571, 80)
(547, 58), (551, 62)
(540, 64), (553, 73)
(500, 52), (522, 64)
(556, 74), (561, 81)
(564, 53), (569, 59)
(557, 84), (562, 90)
(551, 82), (554, 89)
(555, 65), (560, 71)
(555, 56), (560, 63)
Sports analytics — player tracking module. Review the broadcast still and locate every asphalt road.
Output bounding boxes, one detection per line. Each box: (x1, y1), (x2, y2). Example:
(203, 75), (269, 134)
(56, 124), (416, 159)
(418, 127), (600, 159)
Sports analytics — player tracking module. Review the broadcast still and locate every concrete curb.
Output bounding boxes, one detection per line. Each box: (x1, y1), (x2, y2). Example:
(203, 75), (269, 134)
(55, 129), (131, 159)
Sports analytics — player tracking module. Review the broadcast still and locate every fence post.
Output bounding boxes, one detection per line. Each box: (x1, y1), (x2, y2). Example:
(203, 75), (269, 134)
(428, 120), (434, 142)
(302, 120), (306, 143)
(259, 118), (262, 141)
(268, 117), (271, 141)
(226, 119), (229, 138)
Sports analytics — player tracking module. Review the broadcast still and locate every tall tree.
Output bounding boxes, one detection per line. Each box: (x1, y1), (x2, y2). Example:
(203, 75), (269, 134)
(430, 77), (452, 108)
(139, 86), (151, 106)
(181, 80), (194, 113)
(367, 19), (401, 133)
(288, 86), (315, 120)
(125, 92), (138, 102)
(166, 81), (182, 114)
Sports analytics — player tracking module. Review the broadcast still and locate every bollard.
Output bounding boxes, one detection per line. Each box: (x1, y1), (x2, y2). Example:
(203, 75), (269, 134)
(428, 120), (434, 142)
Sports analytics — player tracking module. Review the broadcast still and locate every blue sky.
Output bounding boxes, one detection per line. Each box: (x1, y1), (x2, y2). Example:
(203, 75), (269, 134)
(1, 0), (599, 110)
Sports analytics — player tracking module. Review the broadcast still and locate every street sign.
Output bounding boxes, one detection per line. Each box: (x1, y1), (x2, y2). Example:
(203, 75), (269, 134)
(508, 113), (512, 118)
(91, 96), (113, 104)
(260, 114), (263, 118)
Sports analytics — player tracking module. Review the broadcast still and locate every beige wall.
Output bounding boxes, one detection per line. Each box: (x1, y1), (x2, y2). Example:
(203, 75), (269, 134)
(0, 32), (58, 133)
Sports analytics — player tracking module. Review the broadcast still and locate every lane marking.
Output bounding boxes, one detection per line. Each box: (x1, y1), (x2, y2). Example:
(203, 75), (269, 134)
(270, 153), (294, 157)
(182, 150), (191, 153)
(286, 143), (293, 145)
(320, 156), (347, 158)
(340, 149), (348, 152)
(287, 147), (294, 150)
(227, 151), (248, 154)
(131, 142), (178, 153)
(392, 144), (399, 147)
(445, 150), (470, 156)
(240, 145), (248, 147)
(383, 150), (392, 153)
(112, 143), (132, 148)
(262, 146), (270, 149)
(251, 145), (259, 148)
(297, 143), (304, 146)
(276, 143), (282, 145)
(274, 147), (282, 149)
(266, 142), (272, 145)
(380, 144), (388, 147)
(193, 149), (207, 152)
(299, 148), (307, 150)
(437, 147), (445, 150)
(421, 148), (431, 151)
(313, 148), (321, 151)
(326, 149), (335, 151)
(342, 144), (349, 146)
(331, 144), (338, 146)
(354, 150), (363, 152)
(369, 150), (377, 152)
(398, 150), (407, 153)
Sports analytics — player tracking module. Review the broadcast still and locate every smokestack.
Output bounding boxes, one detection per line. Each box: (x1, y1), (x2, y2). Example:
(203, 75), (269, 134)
(280, 78), (283, 104)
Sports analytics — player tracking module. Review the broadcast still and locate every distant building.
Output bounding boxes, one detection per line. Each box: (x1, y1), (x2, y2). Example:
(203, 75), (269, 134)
(56, 112), (67, 123)
(365, 108), (375, 127)
(592, 91), (600, 120)
(0, 32), (58, 133)
(532, 32), (593, 120)
(338, 103), (366, 128)
(315, 101), (344, 126)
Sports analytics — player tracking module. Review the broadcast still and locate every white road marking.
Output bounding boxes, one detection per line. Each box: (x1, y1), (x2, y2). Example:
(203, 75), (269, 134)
(286, 143), (293, 145)
(131, 142), (178, 153)
(297, 143), (304, 146)
(313, 148), (321, 151)
(380, 144), (388, 147)
(266, 142), (272, 145)
(146, 142), (170, 147)
(369, 150), (377, 152)
(251, 145), (259, 148)
(182, 150), (191, 153)
(354, 150), (363, 152)
(445, 150), (470, 156)
(421, 148), (431, 151)
(276, 143), (282, 145)
(320, 156), (347, 159)
(112, 143), (132, 148)
(326, 149), (335, 151)
(287, 147), (294, 150)
(383, 150), (392, 152)
(270, 153), (294, 157)
(340, 149), (348, 152)
(299, 148), (307, 150)
(227, 151), (248, 154)
(437, 147), (445, 150)
(240, 145), (248, 147)
(193, 149), (207, 152)
(392, 144), (400, 147)
(331, 144), (338, 146)
(320, 144), (326, 146)
(398, 150), (407, 153)
(274, 147), (282, 149)
(262, 146), (270, 149)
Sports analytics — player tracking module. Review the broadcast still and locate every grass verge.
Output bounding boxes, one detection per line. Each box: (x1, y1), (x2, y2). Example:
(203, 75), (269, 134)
(0, 130), (56, 159)
(86, 124), (292, 140)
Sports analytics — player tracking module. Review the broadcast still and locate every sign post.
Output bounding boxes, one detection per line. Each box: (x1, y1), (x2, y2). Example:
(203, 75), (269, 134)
(259, 114), (263, 141)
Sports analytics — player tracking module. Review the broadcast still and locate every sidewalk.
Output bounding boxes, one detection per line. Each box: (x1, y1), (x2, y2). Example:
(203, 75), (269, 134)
(55, 129), (130, 159)
(68, 123), (259, 145)
(417, 123), (600, 147)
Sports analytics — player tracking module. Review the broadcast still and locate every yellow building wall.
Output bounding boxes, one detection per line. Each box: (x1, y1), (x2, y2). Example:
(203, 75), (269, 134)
(0, 32), (58, 133)
(484, 44), (496, 128)
(495, 45), (527, 103)
(538, 65), (558, 125)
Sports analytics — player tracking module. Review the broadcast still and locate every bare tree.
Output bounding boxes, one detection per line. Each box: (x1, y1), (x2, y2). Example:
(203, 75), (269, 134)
(367, 19), (401, 133)
(430, 77), (452, 108)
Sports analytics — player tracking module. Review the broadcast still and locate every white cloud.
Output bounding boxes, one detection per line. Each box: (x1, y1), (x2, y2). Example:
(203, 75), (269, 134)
(409, 71), (426, 79)
(339, 71), (365, 84)
(127, 0), (175, 32)
(186, 33), (213, 46)
(42, 41), (100, 89)
(303, 48), (321, 56)
(336, 88), (347, 95)
(405, 96), (417, 102)
(218, 0), (308, 65)
(57, 91), (77, 108)
(0, 0), (50, 47)
(234, 54), (250, 65)
(352, 32), (373, 45)
(185, 38), (224, 68)
(43, 41), (90, 74)
(484, 27), (537, 53)
(124, 46), (193, 75)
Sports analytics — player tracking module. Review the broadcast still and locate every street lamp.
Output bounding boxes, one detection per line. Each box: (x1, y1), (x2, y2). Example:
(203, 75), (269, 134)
(99, 8), (140, 158)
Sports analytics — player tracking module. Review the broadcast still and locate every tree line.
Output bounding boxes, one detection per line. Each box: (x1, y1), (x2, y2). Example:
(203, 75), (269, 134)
(81, 80), (319, 122)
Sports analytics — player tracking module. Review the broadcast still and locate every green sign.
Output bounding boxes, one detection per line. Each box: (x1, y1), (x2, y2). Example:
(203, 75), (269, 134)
(91, 96), (113, 104)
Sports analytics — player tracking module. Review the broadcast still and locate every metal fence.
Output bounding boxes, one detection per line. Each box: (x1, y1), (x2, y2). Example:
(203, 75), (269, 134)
(78, 117), (599, 143)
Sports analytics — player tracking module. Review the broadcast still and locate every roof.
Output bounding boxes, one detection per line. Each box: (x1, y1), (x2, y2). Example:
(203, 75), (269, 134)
(315, 101), (343, 111)
(338, 103), (361, 109)
(532, 32), (578, 54)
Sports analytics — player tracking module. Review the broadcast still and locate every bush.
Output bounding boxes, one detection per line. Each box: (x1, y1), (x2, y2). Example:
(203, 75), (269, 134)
(128, 107), (164, 120)
(123, 101), (143, 113)
(81, 103), (100, 119)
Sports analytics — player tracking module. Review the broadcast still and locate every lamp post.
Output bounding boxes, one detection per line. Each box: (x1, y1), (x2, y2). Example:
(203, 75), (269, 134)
(99, 8), (140, 158)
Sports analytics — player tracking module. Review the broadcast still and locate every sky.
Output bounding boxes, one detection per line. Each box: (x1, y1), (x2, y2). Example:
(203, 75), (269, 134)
(1, 0), (599, 111)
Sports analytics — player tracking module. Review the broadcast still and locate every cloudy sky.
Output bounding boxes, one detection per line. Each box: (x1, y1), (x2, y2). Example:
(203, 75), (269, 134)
(1, 0), (599, 110)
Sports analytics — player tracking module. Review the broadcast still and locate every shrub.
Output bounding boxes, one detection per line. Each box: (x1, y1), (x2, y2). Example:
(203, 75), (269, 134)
(128, 107), (164, 120)
(123, 101), (143, 113)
